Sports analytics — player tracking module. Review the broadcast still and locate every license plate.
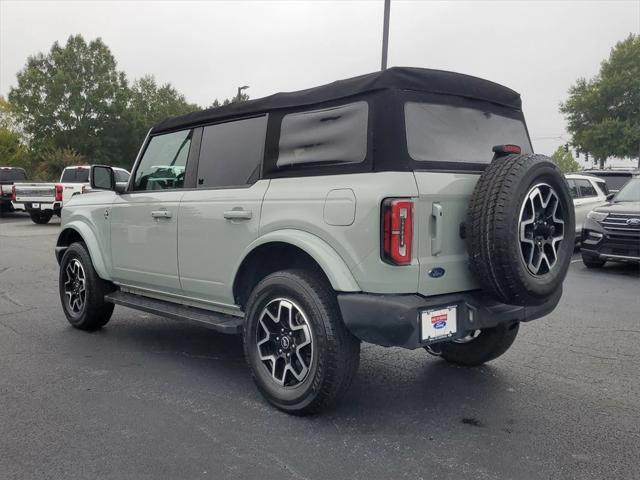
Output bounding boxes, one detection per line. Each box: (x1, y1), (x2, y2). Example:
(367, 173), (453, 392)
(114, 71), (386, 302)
(421, 305), (457, 341)
(32, 203), (40, 209)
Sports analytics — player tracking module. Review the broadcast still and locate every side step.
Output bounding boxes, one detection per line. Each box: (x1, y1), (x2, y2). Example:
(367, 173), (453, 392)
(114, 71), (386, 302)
(104, 291), (243, 334)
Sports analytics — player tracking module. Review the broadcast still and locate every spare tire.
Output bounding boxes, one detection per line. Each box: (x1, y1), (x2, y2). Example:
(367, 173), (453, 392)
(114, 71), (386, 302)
(466, 154), (575, 306)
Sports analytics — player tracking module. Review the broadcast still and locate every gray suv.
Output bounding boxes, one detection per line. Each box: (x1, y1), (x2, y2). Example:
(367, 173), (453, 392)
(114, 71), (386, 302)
(56, 67), (575, 414)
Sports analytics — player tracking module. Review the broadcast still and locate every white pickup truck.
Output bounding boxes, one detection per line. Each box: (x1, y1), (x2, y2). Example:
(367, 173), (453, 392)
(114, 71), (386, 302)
(13, 165), (130, 224)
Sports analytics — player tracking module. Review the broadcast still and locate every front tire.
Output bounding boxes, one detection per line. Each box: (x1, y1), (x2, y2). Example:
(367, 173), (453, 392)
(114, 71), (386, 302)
(426, 322), (520, 366)
(243, 270), (360, 415)
(59, 242), (115, 330)
(30, 210), (53, 224)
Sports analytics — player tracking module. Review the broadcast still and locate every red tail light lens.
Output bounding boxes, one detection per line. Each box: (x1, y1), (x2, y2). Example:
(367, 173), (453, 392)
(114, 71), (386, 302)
(381, 198), (413, 265)
(55, 184), (63, 202)
(11, 185), (16, 201)
(492, 144), (521, 155)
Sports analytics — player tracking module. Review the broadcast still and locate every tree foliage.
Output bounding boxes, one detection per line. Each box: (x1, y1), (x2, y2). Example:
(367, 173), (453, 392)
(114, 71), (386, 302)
(560, 34), (640, 168)
(0, 128), (29, 168)
(550, 146), (580, 174)
(7, 34), (202, 173)
(8, 35), (128, 163)
(210, 91), (250, 108)
(33, 147), (85, 181)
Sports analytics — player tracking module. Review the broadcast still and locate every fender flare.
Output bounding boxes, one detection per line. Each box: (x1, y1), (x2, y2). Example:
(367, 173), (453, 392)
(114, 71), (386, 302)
(56, 221), (111, 281)
(237, 229), (361, 292)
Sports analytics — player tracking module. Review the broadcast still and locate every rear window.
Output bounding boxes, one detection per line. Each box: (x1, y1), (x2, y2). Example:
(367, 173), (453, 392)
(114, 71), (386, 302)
(277, 101), (368, 168)
(404, 102), (533, 164)
(0, 168), (27, 182)
(61, 167), (90, 183)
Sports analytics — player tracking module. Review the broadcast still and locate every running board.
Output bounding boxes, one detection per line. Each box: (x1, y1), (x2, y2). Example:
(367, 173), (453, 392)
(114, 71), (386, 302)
(104, 291), (243, 334)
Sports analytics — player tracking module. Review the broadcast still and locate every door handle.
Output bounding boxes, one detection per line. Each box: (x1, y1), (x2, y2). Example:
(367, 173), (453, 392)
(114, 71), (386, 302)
(151, 209), (172, 219)
(431, 203), (443, 255)
(223, 209), (252, 220)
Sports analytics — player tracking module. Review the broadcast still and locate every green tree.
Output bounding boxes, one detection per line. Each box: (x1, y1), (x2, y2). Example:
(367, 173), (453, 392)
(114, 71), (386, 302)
(560, 34), (640, 168)
(0, 128), (29, 168)
(114, 75), (199, 168)
(551, 146), (580, 174)
(8, 34), (128, 163)
(32, 147), (85, 181)
(210, 91), (250, 108)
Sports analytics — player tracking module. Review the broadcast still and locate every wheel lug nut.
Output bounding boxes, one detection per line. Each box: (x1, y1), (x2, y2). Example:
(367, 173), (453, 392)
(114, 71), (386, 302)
(278, 349), (282, 354)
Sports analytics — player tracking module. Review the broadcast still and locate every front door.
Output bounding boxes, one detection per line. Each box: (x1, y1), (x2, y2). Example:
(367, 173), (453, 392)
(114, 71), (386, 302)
(110, 128), (194, 294)
(178, 115), (268, 307)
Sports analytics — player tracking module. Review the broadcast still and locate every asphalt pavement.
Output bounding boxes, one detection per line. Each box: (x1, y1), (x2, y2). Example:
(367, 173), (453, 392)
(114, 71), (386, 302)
(1, 211), (639, 480)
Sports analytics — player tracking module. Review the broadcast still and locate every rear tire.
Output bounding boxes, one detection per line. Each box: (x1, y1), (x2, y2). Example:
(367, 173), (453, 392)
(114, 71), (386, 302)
(426, 322), (520, 366)
(243, 269), (360, 415)
(59, 242), (115, 330)
(582, 254), (605, 268)
(29, 210), (53, 224)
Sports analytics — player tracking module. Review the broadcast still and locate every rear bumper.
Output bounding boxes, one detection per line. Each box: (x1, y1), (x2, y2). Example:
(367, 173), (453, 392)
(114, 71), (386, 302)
(338, 288), (562, 350)
(22, 202), (60, 212)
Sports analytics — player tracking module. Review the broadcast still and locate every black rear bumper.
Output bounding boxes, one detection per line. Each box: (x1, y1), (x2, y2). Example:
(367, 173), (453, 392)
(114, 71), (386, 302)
(337, 288), (562, 350)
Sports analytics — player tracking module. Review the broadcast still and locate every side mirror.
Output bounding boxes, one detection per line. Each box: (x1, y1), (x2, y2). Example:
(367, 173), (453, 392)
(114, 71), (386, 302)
(90, 165), (115, 191)
(606, 193), (615, 201)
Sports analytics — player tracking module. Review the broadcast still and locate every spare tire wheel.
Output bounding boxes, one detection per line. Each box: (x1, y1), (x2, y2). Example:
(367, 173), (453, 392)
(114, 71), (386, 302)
(466, 154), (575, 306)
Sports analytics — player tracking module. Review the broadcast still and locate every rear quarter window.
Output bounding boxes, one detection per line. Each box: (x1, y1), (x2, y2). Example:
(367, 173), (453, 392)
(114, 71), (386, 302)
(404, 102), (533, 164)
(277, 101), (368, 168)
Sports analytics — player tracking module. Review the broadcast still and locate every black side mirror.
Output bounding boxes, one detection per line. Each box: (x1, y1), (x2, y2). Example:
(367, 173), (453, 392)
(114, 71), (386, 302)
(606, 193), (615, 201)
(90, 165), (115, 191)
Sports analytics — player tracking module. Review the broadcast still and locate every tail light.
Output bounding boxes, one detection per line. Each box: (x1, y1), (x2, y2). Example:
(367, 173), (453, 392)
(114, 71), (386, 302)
(55, 184), (63, 202)
(381, 198), (414, 265)
(11, 185), (16, 201)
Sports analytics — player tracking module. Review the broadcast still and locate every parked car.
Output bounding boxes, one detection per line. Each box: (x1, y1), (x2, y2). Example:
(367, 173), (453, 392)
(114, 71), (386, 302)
(55, 67), (575, 414)
(13, 165), (130, 224)
(582, 168), (640, 194)
(0, 166), (27, 213)
(581, 175), (640, 267)
(565, 173), (610, 235)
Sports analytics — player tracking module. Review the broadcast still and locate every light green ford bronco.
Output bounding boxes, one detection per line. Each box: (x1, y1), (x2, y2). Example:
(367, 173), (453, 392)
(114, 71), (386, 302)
(56, 68), (575, 414)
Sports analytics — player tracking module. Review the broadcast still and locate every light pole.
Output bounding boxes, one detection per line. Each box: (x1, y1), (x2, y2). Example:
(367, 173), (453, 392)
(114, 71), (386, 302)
(381, 0), (391, 70)
(236, 85), (249, 102)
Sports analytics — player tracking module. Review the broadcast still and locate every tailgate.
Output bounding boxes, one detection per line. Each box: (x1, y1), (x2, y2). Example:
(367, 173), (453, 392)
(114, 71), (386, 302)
(14, 183), (55, 202)
(413, 172), (480, 296)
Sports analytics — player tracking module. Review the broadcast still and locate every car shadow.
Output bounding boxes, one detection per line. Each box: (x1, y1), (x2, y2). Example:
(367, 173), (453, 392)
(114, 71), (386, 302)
(578, 260), (640, 277)
(81, 311), (528, 430)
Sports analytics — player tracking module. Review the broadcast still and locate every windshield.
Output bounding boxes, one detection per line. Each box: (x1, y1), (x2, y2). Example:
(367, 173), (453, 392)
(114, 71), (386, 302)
(0, 168), (27, 182)
(60, 167), (90, 183)
(405, 102), (533, 164)
(613, 177), (640, 202)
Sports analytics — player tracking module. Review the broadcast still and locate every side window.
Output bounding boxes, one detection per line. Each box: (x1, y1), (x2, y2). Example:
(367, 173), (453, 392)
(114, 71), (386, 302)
(566, 179), (578, 198)
(576, 179), (597, 197)
(133, 129), (192, 191)
(197, 116), (266, 188)
(596, 180), (609, 195)
(277, 101), (368, 168)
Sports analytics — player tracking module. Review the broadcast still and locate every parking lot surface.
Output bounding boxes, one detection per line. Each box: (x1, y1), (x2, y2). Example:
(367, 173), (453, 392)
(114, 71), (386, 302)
(1, 211), (639, 480)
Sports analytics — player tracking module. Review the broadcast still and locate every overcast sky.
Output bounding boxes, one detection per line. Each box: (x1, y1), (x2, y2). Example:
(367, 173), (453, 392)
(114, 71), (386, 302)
(1, 0), (638, 163)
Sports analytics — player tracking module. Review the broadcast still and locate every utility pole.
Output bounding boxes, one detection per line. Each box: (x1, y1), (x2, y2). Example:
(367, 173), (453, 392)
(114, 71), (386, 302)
(381, 0), (391, 70)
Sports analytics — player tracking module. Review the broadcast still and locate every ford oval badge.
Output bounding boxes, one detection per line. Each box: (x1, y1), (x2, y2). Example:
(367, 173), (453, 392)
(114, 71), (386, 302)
(429, 267), (446, 278)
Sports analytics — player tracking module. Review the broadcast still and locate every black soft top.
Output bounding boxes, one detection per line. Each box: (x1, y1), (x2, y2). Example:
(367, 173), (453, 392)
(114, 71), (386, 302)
(152, 67), (522, 134)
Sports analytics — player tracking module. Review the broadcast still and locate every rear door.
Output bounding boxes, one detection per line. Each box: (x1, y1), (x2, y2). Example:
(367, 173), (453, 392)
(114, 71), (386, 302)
(109, 129), (194, 294)
(404, 101), (533, 297)
(178, 116), (268, 307)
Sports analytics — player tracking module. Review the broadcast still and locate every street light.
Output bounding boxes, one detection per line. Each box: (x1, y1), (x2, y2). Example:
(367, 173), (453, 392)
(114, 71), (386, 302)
(236, 85), (250, 102)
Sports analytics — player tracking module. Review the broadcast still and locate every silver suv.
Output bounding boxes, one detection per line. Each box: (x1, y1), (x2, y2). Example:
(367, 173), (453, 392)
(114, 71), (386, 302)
(56, 67), (575, 414)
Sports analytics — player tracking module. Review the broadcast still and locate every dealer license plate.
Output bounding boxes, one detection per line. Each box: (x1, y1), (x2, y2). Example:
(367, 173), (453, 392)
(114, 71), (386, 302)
(421, 305), (457, 341)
